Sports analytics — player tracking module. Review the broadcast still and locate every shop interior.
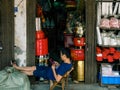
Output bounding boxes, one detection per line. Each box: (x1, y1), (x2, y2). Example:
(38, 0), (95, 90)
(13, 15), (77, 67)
(35, 0), (86, 83)
(35, 0), (120, 85)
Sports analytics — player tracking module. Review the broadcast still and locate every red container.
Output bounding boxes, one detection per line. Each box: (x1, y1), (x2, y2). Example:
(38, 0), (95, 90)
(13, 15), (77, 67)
(71, 48), (85, 60)
(36, 38), (48, 56)
(73, 37), (85, 46)
(36, 30), (45, 39)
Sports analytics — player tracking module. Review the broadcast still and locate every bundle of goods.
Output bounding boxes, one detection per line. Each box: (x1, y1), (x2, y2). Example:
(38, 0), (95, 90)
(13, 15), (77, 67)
(100, 17), (110, 29)
(100, 16), (120, 29)
(109, 16), (119, 28)
(96, 47), (120, 62)
(0, 67), (30, 90)
(97, 30), (120, 46)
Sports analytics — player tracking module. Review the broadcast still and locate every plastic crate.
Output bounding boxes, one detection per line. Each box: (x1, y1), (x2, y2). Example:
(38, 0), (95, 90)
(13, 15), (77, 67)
(101, 76), (120, 85)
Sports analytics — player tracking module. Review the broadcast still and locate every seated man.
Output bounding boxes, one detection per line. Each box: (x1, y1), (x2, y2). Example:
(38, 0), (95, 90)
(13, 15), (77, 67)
(12, 48), (72, 82)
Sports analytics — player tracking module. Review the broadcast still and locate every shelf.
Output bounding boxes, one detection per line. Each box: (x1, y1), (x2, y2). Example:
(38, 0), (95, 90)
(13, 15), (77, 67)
(96, 0), (120, 2)
(100, 28), (120, 31)
(98, 45), (120, 47)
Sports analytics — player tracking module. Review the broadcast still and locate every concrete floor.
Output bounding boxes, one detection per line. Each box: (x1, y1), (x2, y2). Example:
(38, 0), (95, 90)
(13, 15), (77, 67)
(31, 80), (120, 90)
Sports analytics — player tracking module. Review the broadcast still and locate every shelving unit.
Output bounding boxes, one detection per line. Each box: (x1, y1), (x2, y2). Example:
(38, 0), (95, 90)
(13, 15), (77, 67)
(96, 0), (120, 86)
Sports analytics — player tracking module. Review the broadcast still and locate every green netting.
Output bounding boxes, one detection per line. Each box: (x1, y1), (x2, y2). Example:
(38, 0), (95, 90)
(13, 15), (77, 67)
(0, 67), (30, 90)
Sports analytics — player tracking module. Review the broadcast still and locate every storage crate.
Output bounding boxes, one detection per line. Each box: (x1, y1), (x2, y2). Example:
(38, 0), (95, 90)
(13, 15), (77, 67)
(101, 76), (120, 85)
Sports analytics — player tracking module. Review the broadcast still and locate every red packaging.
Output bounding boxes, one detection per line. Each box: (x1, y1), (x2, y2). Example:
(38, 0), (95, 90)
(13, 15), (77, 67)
(107, 55), (114, 62)
(36, 30), (45, 39)
(96, 53), (103, 61)
(35, 38), (48, 56)
(73, 37), (85, 46)
(71, 49), (85, 60)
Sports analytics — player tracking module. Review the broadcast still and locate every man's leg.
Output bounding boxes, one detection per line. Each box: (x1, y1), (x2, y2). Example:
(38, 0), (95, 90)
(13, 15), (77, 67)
(21, 70), (34, 76)
(13, 64), (36, 72)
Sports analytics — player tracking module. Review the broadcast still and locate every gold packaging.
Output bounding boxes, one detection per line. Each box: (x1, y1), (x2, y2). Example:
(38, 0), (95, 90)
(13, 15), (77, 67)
(72, 61), (84, 81)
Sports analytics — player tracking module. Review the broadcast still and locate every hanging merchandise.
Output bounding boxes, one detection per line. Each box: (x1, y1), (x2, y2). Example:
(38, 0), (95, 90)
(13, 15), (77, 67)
(71, 48), (85, 60)
(37, 0), (51, 12)
(35, 17), (49, 67)
(36, 38), (48, 56)
(75, 22), (85, 37)
(36, 4), (45, 23)
(65, 9), (86, 82)
(64, 33), (74, 48)
(65, 0), (76, 9)
(73, 37), (85, 47)
(36, 30), (45, 39)
(65, 13), (75, 34)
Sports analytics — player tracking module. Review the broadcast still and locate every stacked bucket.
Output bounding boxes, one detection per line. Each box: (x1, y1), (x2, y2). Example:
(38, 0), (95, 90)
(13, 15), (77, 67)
(71, 37), (85, 82)
(35, 18), (49, 66)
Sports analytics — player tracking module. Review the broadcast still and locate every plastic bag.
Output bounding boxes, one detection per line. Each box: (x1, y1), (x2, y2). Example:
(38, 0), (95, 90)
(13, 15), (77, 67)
(0, 67), (30, 90)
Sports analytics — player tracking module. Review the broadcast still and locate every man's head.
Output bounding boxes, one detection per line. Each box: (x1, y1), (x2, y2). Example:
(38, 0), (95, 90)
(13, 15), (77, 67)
(60, 47), (70, 60)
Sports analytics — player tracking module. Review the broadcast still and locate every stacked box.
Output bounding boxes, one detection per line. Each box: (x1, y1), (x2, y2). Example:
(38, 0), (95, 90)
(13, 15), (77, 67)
(100, 63), (120, 85)
(101, 76), (120, 84)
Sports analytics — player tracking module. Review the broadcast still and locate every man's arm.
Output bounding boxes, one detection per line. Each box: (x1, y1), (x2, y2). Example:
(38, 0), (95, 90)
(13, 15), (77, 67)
(51, 64), (62, 82)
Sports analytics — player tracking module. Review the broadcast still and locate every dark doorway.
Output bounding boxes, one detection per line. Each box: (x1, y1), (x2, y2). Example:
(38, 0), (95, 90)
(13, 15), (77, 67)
(0, 0), (14, 70)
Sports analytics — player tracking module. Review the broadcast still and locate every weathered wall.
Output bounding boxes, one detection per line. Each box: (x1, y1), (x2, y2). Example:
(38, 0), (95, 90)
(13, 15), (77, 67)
(0, 0), (14, 70)
(14, 0), (27, 66)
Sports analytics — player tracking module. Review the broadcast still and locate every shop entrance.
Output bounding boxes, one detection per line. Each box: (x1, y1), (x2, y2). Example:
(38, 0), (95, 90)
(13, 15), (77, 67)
(35, 0), (86, 83)
(13, 0), (97, 84)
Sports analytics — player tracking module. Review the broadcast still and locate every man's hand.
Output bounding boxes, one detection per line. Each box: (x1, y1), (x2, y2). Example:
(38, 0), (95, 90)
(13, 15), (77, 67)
(51, 64), (56, 70)
(54, 61), (60, 67)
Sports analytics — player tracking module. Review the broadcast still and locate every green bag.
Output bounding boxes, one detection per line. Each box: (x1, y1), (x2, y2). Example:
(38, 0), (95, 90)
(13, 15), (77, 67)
(0, 67), (30, 90)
